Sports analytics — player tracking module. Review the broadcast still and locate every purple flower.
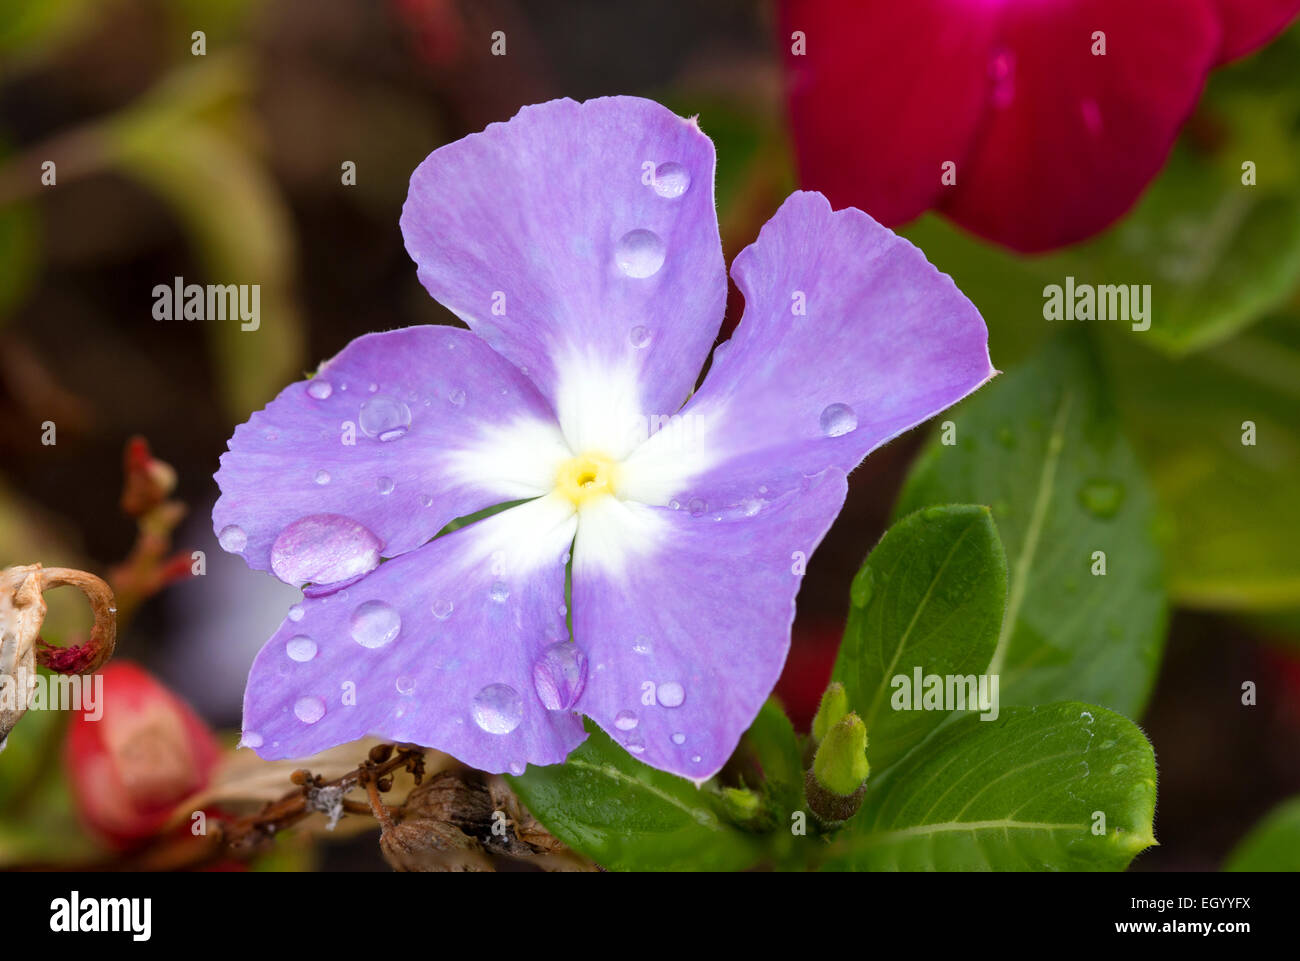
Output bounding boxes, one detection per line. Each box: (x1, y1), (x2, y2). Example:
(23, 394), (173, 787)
(213, 97), (994, 781)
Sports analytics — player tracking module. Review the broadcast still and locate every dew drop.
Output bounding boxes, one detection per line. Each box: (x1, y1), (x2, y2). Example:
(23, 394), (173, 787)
(489, 582), (510, 604)
(294, 696), (326, 724)
(688, 498), (706, 517)
(632, 637), (652, 655)
(651, 161), (690, 199)
(359, 394), (412, 441)
(287, 603), (305, 622)
(285, 635), (318, 662)
(376, 476), (395, 495)
(629, 325), (652, 349)
(614, 710), (639, 731)
(270, 514), (382, 588)
(615, 229), (666, 279)
(819, 402), (858, 437)
(314, 469), (331, 485)
(448, 388), (466, 407)
(1078, 478), (1125, 519)
(509, 761), (526, 776)
(241, 731), (263, 748)
(307, 379), (333, 400)
(395, 675), (416, 696)
(419, 494), (433, 508)
(472, 684), (523, 735)
(432, 599), (454, 620)
(218, 524), (247, 553)
(532, 642), (588, 711)
(672, 732), (686, 745)
(349, 599), (401, 649)
(657, 682), (685, 708)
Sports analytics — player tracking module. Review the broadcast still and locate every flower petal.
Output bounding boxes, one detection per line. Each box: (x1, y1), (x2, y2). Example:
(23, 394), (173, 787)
(400, 96), (726, 458)
(940, 0), (1221, 251)
(781, 0), (1000, 227)
(571, 469), (848, 781)
(1212, 0), (1300, 63)
(240, 494), (584, 773)
(619, 192), (993, 509)
(213, 325), (570, 583)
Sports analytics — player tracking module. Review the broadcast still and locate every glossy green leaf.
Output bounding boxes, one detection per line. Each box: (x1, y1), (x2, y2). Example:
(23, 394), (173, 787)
(832, 505), (1006, 775)
(828, 703), (1157, 871)
(896, 334), (1166, 718)
(509, 723), (760, 871)
(1100, 314), (1300, 609)
(1224, 797), (1300, 871)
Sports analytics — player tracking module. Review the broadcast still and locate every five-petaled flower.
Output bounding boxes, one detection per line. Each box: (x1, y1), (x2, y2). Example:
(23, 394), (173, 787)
(213, 97), (994, 781)
(780, 0), (1300, 252)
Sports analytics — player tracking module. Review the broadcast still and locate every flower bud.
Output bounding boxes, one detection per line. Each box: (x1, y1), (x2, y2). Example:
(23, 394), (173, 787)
(811, 681), (849, 742)
(64, 661), (220, 848)
(805, 712), (869, 825)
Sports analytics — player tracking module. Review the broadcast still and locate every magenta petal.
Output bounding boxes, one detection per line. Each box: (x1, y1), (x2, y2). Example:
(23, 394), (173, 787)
(213, 325), (568, 582)
(570, 470), (848, 781)
(240, 495), (585, 774)
(940, 0), (1220, 251)
(1212, 0), (1300, 62)
(400, 97), (726, 436)
(781, 0), (999, 227)
(622, 192), (992, 509)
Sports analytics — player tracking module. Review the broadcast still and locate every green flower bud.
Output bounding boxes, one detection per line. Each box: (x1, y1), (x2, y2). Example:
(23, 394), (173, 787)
(805, 713), (870, 825)
(811, 681), (849, 742)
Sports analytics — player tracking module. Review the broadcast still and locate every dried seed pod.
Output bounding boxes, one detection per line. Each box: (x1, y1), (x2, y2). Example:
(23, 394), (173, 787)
(403, 768), (494, 833)
(368, 743), (394, 764)
(1, 566), (48, 748)
(380, 818), (493, 872)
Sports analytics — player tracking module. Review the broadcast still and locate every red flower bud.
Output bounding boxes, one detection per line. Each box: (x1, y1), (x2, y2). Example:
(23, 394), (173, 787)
(64, 661), (220, 849)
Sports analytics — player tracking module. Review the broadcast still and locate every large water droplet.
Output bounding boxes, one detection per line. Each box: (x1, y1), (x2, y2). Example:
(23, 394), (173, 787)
(349, 599), (401, 649)
(359, 394), (412, 441)
(270, 514), (382, 588)
(614, 710), (638, 731)
(294, 695), (326, 724)
(615, 229), (666, 278)
(218, 524), (247, 553)
(819, 402), (858, 437)
(657, 682), (685, 708)
(376, 476), (395, 495)
(285, 635), (318, 662)
(432, 599), (454, 620)
(651, 161), (690, 199)
(472, 684), (523, 734)
(629, 325), (652, 349)
(287, 603), (305, 622)
(307, 379), (333, 400)
(533, 642), (588, 711)
(1078, 479), (1125, 519)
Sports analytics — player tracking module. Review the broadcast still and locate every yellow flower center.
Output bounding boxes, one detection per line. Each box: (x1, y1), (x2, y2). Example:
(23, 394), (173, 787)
(555, 452), (618, 507)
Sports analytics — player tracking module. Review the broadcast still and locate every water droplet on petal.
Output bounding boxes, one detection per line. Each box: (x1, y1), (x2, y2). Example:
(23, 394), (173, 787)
(448, 388), (466, 407)
(349, 599), (401, 649)
(472, 684), (523, 734)
(657, 682), (685, 707)
(509, 760), (526, 775)
(629, 325), (652, 349)
(218, 524), (247, 553)
(688, 498), (706, 517)
(632, 637), (651, 655)
(533, 642), (588, 711)
(359, 394), (412, 441)
(419, 494), (433, 508)
(432, 599), (454, 620)
(287, 603), (305, 622)
(241, 731), (263, 748)
(615, 229), (666, 278)
(285, 635), (318, 662)
(651, 161), (690, 199)
(377, 476), (395, 495)
(395, 675), (416, 695)
(294, 696), (326, 724)
(489, 582), (510, 604)
(270, 514), (382, 587)
(819, 402), (858, 437)
(614, 710), (638, 731)
(314, 469), (331, 485)
(672, 732), (686, 745)
(307, 380), (333, 400)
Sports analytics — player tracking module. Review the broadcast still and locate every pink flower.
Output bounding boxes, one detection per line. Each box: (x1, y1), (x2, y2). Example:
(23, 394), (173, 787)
(780, 0), (1300, 252)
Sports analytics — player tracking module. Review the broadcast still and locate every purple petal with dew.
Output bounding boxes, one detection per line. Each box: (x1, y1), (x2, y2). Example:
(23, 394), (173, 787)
(213, 325), (569, 585)
(570, 469), (848, 781)
(240, 494), (585, 774)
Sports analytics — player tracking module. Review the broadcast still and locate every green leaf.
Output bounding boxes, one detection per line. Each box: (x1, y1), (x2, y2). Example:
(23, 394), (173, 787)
(896, 333), (1167, 718)
(508, 723), (761, 871)
(828, 703), (1157, 871)
(831, 505), (1006, 775)
(1224, 797), (1300, 871)
(1100, 314), (1300, 609)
